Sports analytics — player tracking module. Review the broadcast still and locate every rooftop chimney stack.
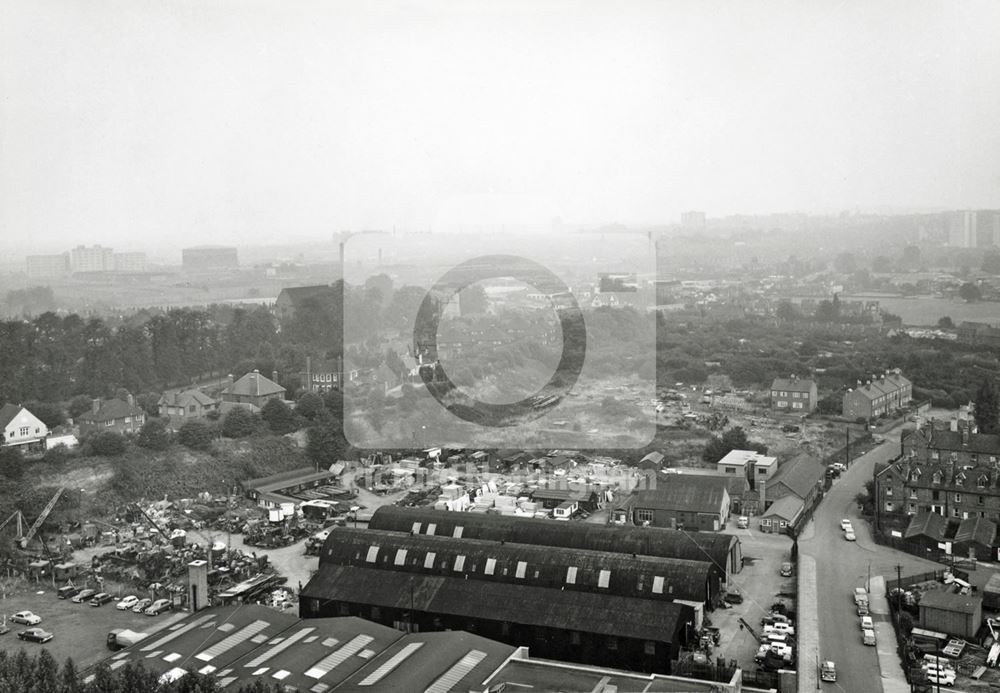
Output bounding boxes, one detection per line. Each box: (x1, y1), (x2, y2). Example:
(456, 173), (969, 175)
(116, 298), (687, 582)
(92, 398), (100, 414)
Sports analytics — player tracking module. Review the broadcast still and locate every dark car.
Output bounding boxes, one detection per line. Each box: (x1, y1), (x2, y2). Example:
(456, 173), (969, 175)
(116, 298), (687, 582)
(71, 589), (96, 604)
(724, 592), (744, 604)
(57, 586), (80, 600)
(90, 593), (114, 607)
(17, 628), (53, 644)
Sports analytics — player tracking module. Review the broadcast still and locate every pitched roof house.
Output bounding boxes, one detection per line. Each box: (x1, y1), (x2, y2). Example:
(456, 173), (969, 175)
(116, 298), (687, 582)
(769, 376), (818, 412)
(158, 389), (219, 429)
(77, 397), (146, 435)
(0, 404), (49, 450)
(221, 369), (285, 412)
(764, 454), (825, 503)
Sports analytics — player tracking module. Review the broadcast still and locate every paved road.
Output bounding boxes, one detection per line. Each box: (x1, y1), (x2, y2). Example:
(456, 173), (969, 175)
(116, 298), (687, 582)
(799, 430), (942, 693)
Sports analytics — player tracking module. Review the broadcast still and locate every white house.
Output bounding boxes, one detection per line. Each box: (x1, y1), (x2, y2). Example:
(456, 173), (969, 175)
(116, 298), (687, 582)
(0, 404), (49, 451)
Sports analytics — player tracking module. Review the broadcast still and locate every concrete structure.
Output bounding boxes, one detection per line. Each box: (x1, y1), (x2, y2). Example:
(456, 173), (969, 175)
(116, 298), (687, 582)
(0, 404), (49, 451)
(181, 245), (238, 270)
(112, 252), (147, 273)
(187, 560), (209, 612)
(69, 245), (114, 273)
(25, 253), (70, 278)
(769, 376), (817, 413)
(717, 449), (778, 490)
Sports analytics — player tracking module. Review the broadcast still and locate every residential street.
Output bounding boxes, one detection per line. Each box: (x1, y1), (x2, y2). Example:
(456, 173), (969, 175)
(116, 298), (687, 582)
(799, 429), (942, 693)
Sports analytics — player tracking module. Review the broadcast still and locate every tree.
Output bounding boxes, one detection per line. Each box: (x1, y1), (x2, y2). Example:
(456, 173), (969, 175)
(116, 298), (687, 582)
(59, 657), (82, 693)
(177, 421), (214, 450)
(855, 479), (876, 516)
(0, 446), (25, 480)
(833, 252), (857, 274)
(221, 407), (258, 438)
(982, 251), (1000, 274)
(937, 316), (954, 329)
(959, 282), (982, 302)
(262, 398), (298, 435)
(23, 401), (65, 429)
(702, 426), (767, 464)
(86, 431), (127, 456)
(295, 391), (326, 422)
(975, 380), (1000, 434)
(136, 417), (171, 450)
(306, 412), (346, 471)
(32, 649), (59, 693)
(67, 395), (94, 421)
(775, 301), (801, 321)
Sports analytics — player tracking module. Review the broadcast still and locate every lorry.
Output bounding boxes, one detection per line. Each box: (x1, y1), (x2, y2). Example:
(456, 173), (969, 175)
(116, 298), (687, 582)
(106, 629), (149, 651)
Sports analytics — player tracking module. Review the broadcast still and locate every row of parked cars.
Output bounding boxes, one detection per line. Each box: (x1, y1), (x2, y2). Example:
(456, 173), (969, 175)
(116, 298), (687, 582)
(58, 586), (172, 615)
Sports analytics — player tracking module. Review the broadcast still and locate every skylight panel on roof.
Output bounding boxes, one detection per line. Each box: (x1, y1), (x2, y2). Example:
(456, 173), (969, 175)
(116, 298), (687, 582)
(305, 635), (375, 679)
(252, 668), (270, 676)
(196, 620), (270, 662)
(424, 552), (436, 569)
(394, 549), (408, 566)
(109, 661), (127, 671)
(272, 670), (291, 680)
(322, 638), (339, 648)
(142, 615), (216, 651)
(453, 526), (464, 538)
(598, 569), (611, 588)
(515, 561), (527, 579)
(163, 653), (182, 663)
(356, 642), (425, 686)
(245, 628), (316, 668)
(310, 684), (330, 693)
(484, 558), (496, 575)
(454, 555), (466, 571)
(217, 677), (238, 689)
(366, 546), (379, 563)
(198, 665), (217, 675)
(424, 650), (489, 693)
(427, 523), (436, 535)
(652, 576), (665, 594)
(411, 522), (421, 534)
(566, 566), (577, 584)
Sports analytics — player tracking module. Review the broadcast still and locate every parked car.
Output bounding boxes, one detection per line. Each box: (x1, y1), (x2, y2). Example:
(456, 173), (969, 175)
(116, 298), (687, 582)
(11, 611), (41, 625)
(737, 516), (749, 529)
(845, 530), (857, 541)
(840, 519), (853, 531)
(116, 596), (139, 611)
(145, 599), (172, 616)
(17, 628), (53, 643)
(860, 616), (874, 630)
(821, 661), (837, 682)
(764, 622), (796, 636)
(857, 602), (870, 616)
(862, 629), (876, 646)
(132, 598), (153, 614)
(780, 562), (793, 577)
(724, 592), (744, 604)
(57, 586), (80, 600)
(0, 623), (9, 636)
(922, 666), (955, 687)
(90, 593), (114, 607)
(71, 589), (96, 604)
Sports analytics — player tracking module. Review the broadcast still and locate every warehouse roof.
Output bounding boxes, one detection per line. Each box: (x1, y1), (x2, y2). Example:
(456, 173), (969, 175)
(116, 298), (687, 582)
(368, 506), (738, 579)
(301, 564), (687, 643)
(318, 527), (714, 603)
(919, 590), (982, 615)
(766, 454), (825, 500)
(633, 476), (729, 514)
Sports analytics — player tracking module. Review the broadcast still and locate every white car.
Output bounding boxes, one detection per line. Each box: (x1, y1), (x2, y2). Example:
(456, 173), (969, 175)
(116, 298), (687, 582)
(860, 616), (874, 630)
(845, 530), (857, 541)
(923, 666), (956, 687)
(764, 622), (796, 636)
(115, 596), (139, 611)
(840, 519), (853, 531)
(11, 611), (41, 625)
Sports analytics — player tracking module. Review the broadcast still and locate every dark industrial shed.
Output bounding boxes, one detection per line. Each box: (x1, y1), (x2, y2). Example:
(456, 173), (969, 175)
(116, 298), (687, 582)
(300, 563), (690, 674)
(368, 505), (742, 585)
(317, 527), (718, 604)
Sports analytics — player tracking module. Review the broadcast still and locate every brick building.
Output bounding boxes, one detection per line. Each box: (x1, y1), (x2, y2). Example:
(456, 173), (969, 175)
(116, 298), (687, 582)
(769, 376), (818, 413)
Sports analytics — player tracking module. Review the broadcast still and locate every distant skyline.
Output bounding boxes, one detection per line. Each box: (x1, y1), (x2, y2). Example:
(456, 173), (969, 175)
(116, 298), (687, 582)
(3, 0), (1000, 254)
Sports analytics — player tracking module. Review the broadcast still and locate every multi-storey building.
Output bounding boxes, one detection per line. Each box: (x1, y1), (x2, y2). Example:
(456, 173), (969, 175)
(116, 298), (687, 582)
(769, 376), (818, 413)
(843, 370), (912, 420)
(875, 420), (1000, 523)
(112, 252), (147, 272)
(69, 245), (114, 273)
(25, 254), (70, 278)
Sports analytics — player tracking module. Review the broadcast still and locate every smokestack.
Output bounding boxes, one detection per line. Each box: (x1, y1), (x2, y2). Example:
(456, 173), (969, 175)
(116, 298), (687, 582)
(272, 370), (279, 384)
(92, 398), (100, 414)
(126, 393), (134, 407)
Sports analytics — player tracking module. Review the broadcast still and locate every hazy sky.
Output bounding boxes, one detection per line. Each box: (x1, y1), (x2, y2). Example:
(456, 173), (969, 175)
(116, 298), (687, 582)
(3, 0), (1000, 253)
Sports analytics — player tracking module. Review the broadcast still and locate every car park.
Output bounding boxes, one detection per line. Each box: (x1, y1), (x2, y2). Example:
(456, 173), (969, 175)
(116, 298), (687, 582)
(821, 661), (836, 682)
(845, 530), (856, 541)
(17, 628), (53, 643)
(132, 598), (153, 614)
(145, 599), (172, 616)
(11, 611), (41, 625)
(71, 589), (96, 604)
(116, 596), (139, 611)
(90, 593), (114, 607)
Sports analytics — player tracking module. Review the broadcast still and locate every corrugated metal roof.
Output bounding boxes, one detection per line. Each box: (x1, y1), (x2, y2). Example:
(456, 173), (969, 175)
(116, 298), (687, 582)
(301, 564), (686, 643)
(633, 476), (729, 514)
(318, 527), (713, 603)
(368, 506), (738, 580)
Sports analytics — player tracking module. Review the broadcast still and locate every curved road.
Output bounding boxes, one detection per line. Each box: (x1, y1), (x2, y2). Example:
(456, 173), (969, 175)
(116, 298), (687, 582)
(799, 431), (942, 693)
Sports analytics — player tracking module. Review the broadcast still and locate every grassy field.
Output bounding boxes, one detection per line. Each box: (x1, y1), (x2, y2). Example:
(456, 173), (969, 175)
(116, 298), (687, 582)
(842, 295), (1000, 326)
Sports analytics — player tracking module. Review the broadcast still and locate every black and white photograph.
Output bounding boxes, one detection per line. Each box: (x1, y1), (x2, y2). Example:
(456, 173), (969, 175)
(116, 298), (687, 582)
(2, 1), (1000, 691)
